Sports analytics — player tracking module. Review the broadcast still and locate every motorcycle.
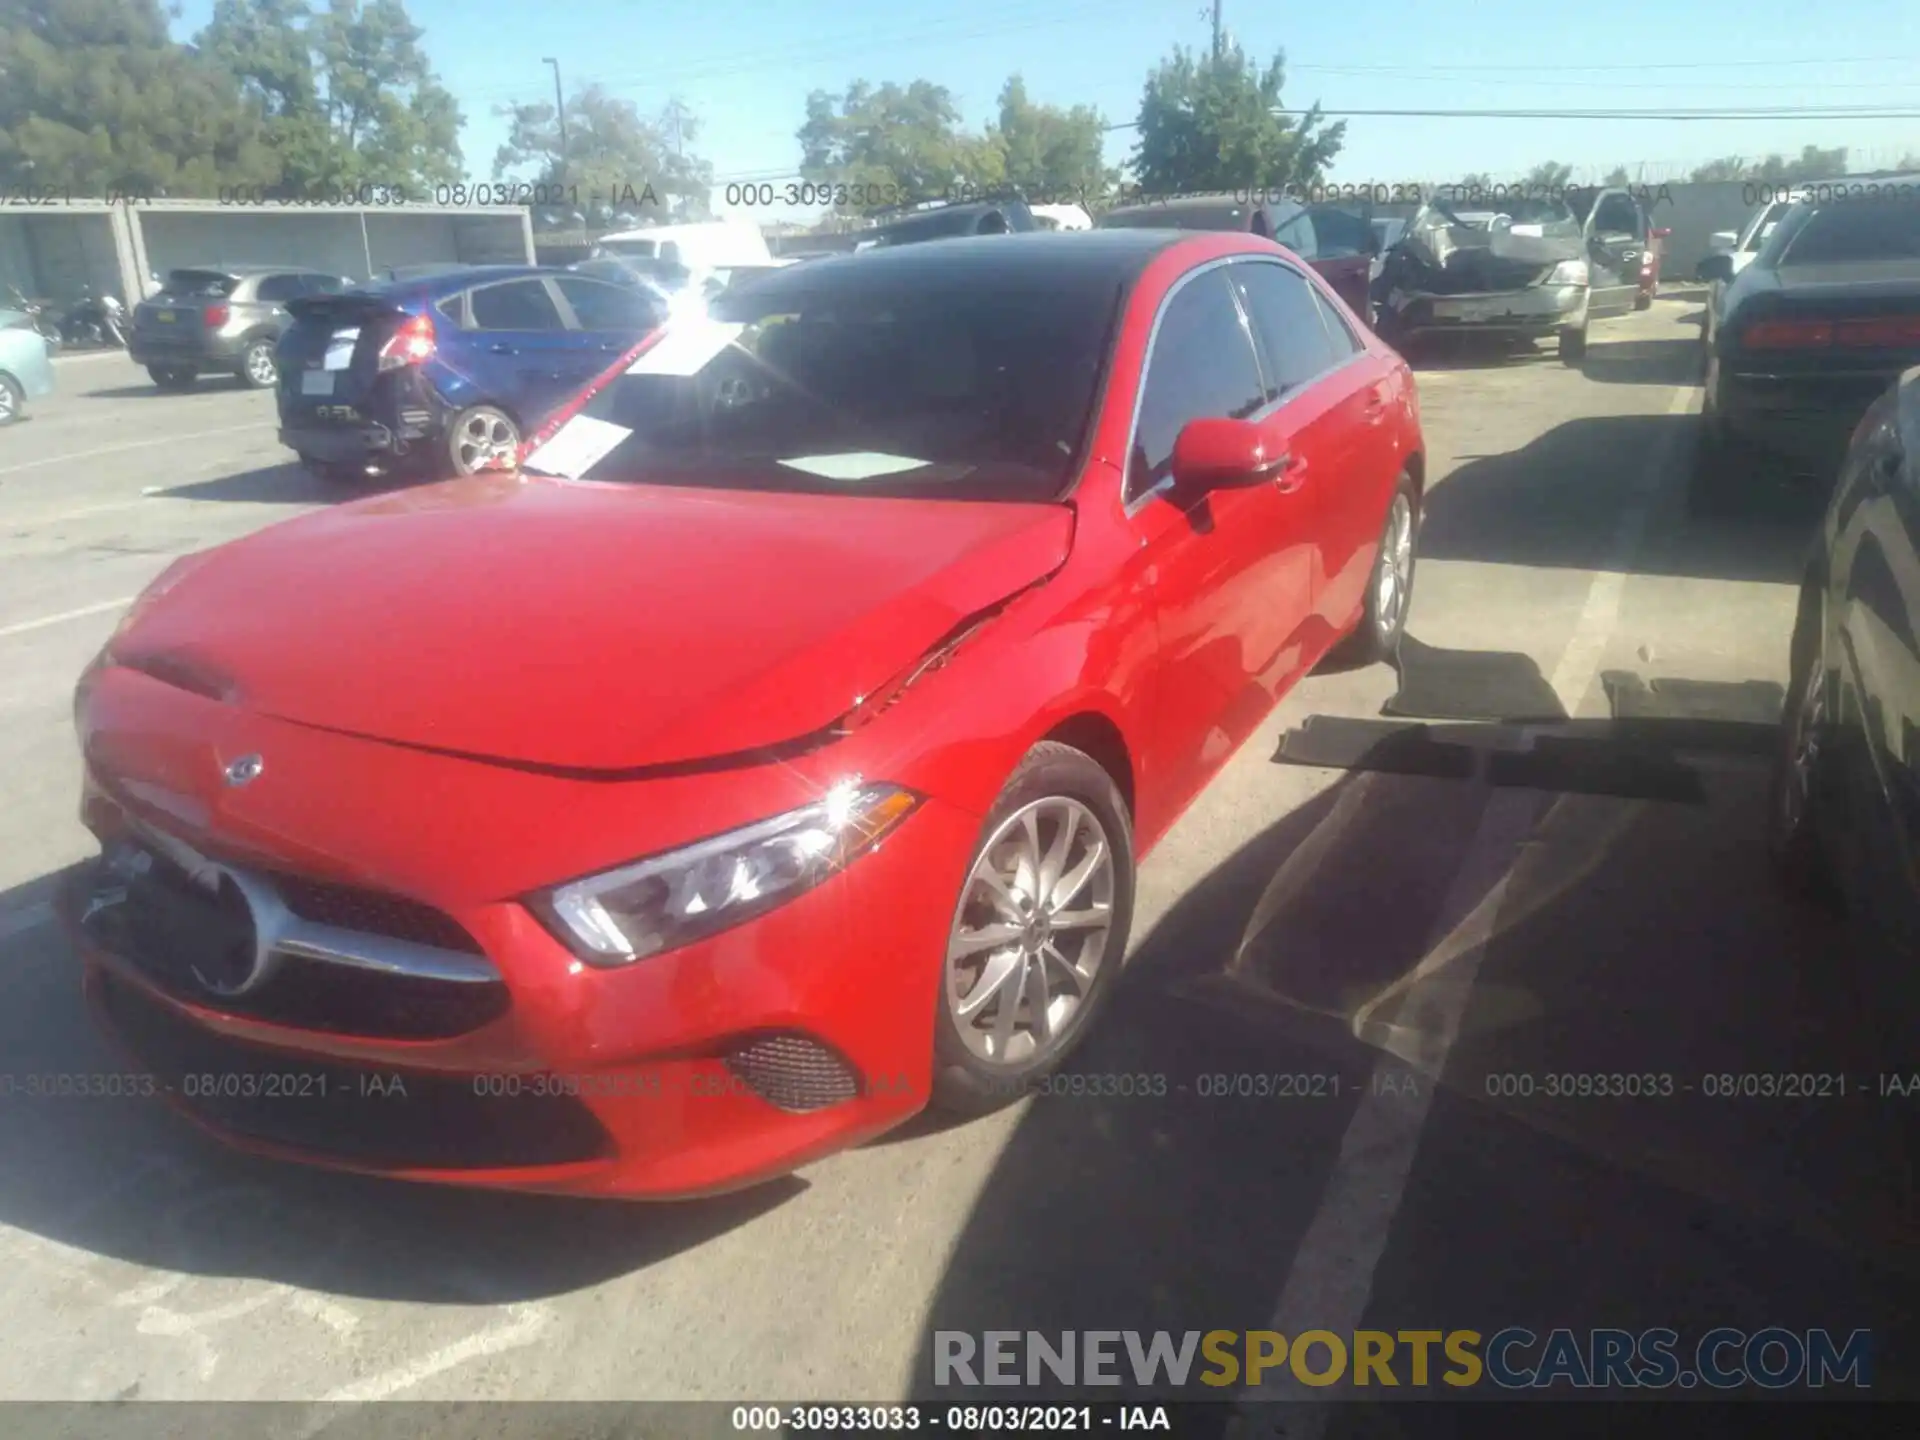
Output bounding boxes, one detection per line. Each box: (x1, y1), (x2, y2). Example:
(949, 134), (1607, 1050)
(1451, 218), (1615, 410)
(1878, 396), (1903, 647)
(59, 290), (127, 349)
(4, 285), (63, 353)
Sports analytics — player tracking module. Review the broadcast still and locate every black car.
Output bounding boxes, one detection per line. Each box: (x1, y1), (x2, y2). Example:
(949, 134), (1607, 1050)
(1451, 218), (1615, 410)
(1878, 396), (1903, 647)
(1771, 363), (1920, 1060)
(859, 198), (1037, 248)
(129, 266), (354, 390)
(275, 265), (659, 482)
(1695, 180), (1920, 509)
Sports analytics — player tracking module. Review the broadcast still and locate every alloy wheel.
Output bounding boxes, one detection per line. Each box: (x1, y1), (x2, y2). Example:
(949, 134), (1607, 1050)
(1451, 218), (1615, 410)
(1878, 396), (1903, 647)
(0, 382), (16, 424)
(246, 344), (277, 387)
(452, 410), (519, 473)
(945, 796), (1117, 1066)
(1376, 492), (1415, 639)
(1780, 622), (1826, 842)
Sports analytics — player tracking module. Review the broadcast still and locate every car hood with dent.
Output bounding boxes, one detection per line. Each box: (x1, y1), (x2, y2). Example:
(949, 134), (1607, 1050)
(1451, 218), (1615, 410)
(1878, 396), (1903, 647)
(1385, 203), (1586, 297)
(109, 473), (1074, 772)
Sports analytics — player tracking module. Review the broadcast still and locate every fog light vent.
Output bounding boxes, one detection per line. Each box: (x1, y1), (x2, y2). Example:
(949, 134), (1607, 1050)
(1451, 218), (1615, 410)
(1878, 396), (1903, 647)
(723, 1033), (860, 1113)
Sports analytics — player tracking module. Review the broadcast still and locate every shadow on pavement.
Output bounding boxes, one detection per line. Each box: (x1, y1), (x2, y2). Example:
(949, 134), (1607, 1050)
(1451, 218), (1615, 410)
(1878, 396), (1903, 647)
(0, 871), (799, 1305)
(1420, 412), (1827, 585)
(1577, 337), (1702, 388)
(155, 462), (415, 506)
(906, 718), (1920, 1403)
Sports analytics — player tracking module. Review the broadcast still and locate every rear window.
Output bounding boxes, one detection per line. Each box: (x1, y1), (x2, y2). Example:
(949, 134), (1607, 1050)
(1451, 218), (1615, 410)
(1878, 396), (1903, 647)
(159, 270), (237, 299)
(1777, 196), (1920, 265)
(525, 262), (1124, 501)
(1101, 203), (1250, 232)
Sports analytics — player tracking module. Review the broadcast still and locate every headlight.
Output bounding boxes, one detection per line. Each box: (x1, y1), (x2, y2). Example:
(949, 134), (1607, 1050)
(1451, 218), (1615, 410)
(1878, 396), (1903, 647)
(530, 779), (921, 965)
(1547, 260), (1589, 287)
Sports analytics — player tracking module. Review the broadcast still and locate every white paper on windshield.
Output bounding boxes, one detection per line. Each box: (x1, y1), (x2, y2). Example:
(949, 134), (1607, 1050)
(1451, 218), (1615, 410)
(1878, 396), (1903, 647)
(626, 318), (747, 376)
(523, 415), (633, 479)
(1507, 224), (1544, 238)
(778, 453), (931, 481)
(323, 327), (360, 371)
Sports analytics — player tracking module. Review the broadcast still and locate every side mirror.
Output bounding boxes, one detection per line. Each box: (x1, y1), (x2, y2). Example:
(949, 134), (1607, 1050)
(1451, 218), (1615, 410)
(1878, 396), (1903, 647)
(1708, 230), (1738, 253)
(1170, 417), (1287, 494)
(1651, 227), (1671, 241)
(1696, 253), (1735, 284)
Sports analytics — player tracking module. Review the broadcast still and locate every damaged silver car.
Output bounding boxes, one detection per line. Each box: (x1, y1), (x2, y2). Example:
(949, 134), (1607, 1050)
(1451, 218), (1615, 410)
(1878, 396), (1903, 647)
(1373, 187), (1650, 363)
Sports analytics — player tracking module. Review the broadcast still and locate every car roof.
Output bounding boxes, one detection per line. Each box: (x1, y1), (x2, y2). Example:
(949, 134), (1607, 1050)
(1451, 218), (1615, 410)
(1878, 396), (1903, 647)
(787, 228), (1196, 286)
(169, 263), (329, 276)
(367, 264), (560, 298)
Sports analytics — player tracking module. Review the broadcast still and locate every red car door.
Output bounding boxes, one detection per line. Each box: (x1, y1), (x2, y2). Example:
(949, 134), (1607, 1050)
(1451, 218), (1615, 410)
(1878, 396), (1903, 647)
(1270, 205), (1377, 328)
(1123, 264), (1319, 826)
(1228, 258), (1399, 647)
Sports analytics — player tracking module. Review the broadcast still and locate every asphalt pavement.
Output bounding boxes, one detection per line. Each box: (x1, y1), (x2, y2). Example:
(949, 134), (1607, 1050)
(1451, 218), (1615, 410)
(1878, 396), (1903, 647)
(1, 305), (1915, 1413)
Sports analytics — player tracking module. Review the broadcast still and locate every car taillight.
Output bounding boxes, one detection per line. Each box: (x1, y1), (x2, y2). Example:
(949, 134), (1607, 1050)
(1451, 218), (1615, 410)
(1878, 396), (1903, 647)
(1744, 315), (1920, 350)
(377, 314), (436, 371)
(203, 304), (229, 327)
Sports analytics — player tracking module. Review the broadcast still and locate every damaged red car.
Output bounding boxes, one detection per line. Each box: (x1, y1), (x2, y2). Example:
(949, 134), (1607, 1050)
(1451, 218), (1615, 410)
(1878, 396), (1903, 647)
(64, 230), (1425, 1198)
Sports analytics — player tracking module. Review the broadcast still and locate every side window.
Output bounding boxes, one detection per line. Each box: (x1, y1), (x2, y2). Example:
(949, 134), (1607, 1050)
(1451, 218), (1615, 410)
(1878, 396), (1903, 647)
(1311, 288), (1362, 357)
(1305, 206), (1375, 259)
(303, 274), (348, 295)
(553, 276), (662, 331)
(435, 294), (466, 326)
(1593, 193), (1642, 238)
(256, 273), (305, 303)
(1230, 262), (1340, 401)
(1270, 211), (1318, 260)
(468, 279), (566, 331)
(1127, 268), (1266, 500)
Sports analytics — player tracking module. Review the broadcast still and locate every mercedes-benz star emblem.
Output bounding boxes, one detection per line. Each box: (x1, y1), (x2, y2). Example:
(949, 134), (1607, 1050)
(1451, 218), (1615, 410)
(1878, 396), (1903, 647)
(224, 754), (264, 787)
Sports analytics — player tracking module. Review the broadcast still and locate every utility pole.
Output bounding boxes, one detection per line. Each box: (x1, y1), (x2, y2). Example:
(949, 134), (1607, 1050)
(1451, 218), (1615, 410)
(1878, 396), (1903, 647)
(543, 58), (569, 176)
(1211, 0), (1222, 59)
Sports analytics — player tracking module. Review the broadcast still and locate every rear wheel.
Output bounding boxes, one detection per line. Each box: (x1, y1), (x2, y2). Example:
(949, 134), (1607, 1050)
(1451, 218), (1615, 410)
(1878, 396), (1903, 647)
(148, 365), (196, 390)
(445, 405), (521, 476)
(1770, 579), (1842, 907)
(1323, 475), (1419, 670)
(931, 742), (1135, 1116)
(239, 338), (278, 389)
(1558, 323), (1588, 364)
(0, 372), (22, 426)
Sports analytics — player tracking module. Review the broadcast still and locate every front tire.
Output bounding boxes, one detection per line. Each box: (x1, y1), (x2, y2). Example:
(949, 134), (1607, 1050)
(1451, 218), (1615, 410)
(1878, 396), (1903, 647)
(0, 372), (22, 426)
(1323, 474), (1419, 670)
(931, 742), (1135, 1116)
(1558, 323), (1588, 364)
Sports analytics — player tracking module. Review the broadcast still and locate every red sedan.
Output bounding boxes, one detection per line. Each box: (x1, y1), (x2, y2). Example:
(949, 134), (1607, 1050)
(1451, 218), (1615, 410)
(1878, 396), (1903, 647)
(63, 230), (1426, 1198)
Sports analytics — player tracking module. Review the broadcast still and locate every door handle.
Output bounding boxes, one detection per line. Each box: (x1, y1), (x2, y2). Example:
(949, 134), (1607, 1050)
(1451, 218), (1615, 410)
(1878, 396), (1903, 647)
(489, 343), (517, 354)
(1268, 452), (1308, 494)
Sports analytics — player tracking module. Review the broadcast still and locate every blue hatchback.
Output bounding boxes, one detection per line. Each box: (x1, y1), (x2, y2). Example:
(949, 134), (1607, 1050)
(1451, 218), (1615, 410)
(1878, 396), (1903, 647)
(275, 265), (664, 482)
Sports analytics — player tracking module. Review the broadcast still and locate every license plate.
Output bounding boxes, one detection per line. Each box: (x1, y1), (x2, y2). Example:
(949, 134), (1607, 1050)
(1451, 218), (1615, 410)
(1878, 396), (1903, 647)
(301, 371), (335, 396)
(155, 310), (176, 323)
(1452, 300), (1508, 322)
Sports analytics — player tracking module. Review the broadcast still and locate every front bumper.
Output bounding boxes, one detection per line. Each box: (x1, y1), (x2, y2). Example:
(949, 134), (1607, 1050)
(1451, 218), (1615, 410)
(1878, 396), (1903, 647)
(1390, 284), (1587, 337)
(64, 676), (975, 1197)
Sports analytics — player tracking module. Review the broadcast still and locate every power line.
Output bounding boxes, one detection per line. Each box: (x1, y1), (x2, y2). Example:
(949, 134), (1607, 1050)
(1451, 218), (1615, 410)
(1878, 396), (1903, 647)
(1105, 106), (1920, 129)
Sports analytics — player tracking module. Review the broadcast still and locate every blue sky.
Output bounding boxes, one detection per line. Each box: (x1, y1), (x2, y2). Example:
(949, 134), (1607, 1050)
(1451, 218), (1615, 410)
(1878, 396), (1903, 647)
(173, 0), (1920, 219)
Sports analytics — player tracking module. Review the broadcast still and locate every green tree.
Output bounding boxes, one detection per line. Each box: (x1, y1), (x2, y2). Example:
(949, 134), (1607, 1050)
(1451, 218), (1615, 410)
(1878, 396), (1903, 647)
(987, 75), (1114, 205)
(0, 0), (276, 195)
(196, 0), (463, 193)
(1524, 160), (1573, 188)
(797, 79), (1001, 208)
(1602, 165), (1633, 186)
(1129, 43), (1344, 196)
(493, 84), (712, 223)
(1457, 171), (1494, 191)
(1745, 144), (1848, 181)
(1689, 156), (1748, 182)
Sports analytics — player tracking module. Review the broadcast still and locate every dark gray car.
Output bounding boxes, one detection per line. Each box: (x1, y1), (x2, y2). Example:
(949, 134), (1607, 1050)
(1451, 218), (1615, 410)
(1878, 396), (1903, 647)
(129, 266), (355, 391)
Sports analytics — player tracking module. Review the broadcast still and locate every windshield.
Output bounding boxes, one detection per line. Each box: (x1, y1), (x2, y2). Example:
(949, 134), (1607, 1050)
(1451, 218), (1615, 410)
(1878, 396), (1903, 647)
(1776, 195), (1920, 265)
(524, 261), (1122, 500)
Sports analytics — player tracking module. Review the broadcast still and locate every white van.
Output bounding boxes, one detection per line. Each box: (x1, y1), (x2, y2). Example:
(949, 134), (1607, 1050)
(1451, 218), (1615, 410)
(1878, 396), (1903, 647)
(592, 219), (775, 271)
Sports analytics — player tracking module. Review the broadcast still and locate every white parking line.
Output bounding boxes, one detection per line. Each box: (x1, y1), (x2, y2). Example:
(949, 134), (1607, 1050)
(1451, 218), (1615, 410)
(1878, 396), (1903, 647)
(1234, 378), (1699, 1435)
(0, 422), (269, 477)
(0, 597), (135, 640)
(316, 1302), (556, 1403)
